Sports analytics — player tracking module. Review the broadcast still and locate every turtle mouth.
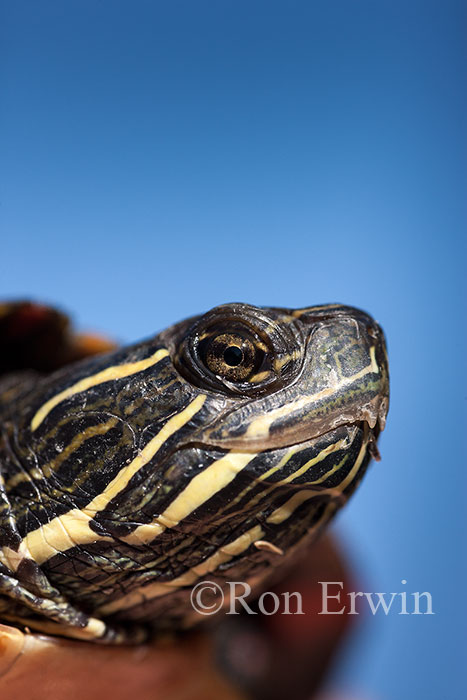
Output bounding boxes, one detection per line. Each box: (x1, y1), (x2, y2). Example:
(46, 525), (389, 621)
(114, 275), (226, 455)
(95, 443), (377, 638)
(197, 382), (389, 453)
(262, 417), (378, 453)
(193, 417), (378, 456)
(265, 393), (388, 452)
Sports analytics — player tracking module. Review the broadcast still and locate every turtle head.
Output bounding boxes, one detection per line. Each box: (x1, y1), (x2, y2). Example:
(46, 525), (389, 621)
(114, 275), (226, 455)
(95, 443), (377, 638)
(3, 302), (389, 632)
(167, 302), (389, 451)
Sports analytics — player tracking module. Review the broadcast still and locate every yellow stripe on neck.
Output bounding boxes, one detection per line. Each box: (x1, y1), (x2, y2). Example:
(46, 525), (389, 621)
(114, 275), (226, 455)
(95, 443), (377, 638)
(20, 395), (206, 565)
(31, 348), (169, 431)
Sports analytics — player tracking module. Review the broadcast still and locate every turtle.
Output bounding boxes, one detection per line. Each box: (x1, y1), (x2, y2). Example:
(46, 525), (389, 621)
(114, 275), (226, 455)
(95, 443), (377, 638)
(0, 300), (389, 698)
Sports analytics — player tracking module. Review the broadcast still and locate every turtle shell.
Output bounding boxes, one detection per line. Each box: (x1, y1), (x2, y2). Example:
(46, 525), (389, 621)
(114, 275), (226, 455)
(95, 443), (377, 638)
(0, 301), (116, 374)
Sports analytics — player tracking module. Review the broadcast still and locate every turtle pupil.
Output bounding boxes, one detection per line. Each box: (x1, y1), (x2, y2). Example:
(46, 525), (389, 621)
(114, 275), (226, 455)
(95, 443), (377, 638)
(223, 346), (243, 367)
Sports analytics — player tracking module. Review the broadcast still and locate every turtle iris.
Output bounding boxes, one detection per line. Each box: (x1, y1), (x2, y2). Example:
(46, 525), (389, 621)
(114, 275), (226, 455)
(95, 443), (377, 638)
(204, 332), (260, 381)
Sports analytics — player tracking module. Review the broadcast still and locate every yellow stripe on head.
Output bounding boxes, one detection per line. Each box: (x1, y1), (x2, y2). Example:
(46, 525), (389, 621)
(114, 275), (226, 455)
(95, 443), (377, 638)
(244, 346), (379, 442)
(22, 395), (207, 565)
(98, 524), (265, 615)
(31, 348), (170, 431)
(267, 434), (368, 525)
(122, 450), (258, 545)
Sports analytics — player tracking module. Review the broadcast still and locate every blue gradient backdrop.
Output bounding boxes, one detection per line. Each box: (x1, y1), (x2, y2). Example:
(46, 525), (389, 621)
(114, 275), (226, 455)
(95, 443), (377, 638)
(1, 2), (465, 698)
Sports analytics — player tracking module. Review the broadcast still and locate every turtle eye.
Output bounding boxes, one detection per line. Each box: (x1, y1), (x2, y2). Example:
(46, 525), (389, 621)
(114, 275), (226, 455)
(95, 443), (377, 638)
(173, 304), (302, 396)
(203, 332), (262, 381)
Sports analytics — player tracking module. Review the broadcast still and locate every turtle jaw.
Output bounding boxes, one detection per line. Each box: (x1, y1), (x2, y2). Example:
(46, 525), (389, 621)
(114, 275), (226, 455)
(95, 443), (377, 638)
(192, 417), (378, 456)
(270, 417), (381, 455)
(195, 388), (389, 454)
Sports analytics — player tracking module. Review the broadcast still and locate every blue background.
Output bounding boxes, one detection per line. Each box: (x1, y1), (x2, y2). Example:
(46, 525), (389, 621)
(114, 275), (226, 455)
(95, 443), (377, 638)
(1, 2), (465, 698)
